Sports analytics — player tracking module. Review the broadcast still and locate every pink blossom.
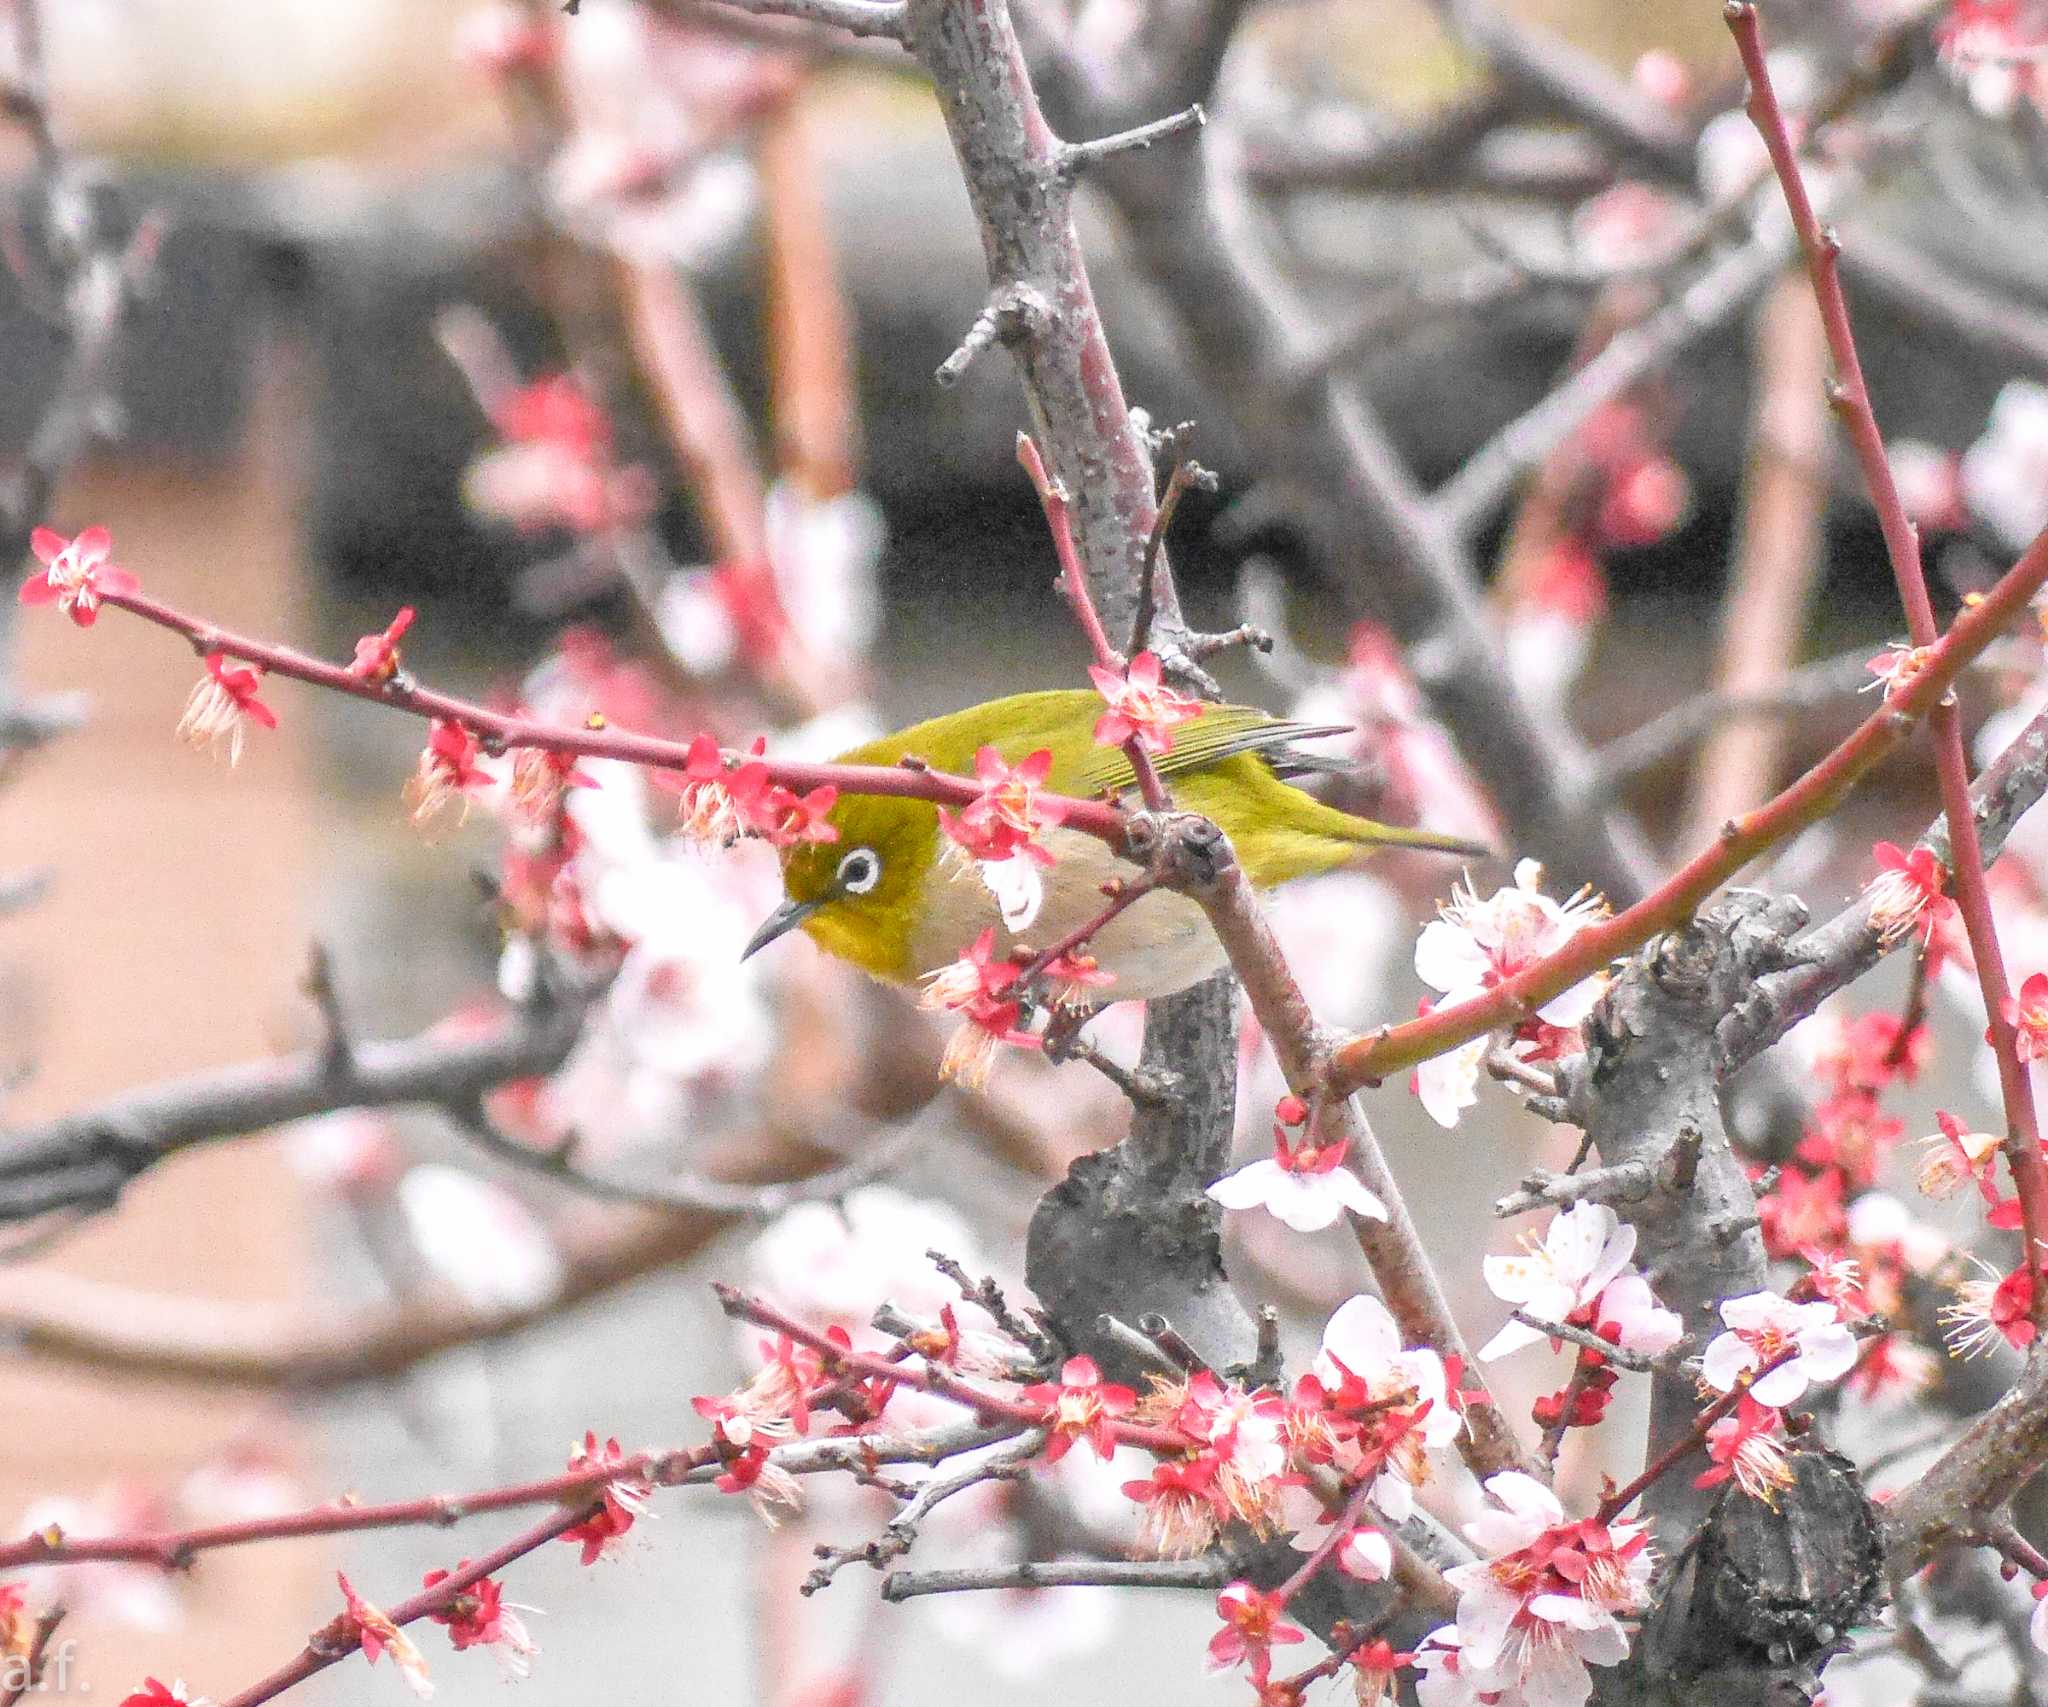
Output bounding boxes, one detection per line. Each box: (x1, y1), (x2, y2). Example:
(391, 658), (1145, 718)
(1941, 1254), (2038, 1358)
(558, 1433), (654, 1565)
(337, 1572), (434, 1699)
(175, 653), (278, 766)
(1021, 1356), (1136, 1464)
(1865, 842), (1957, 948)
(1207, 1125), (1387, 1231)
(1593, 1273), (1685, 1358)
(938, 746), (1067, 866)
(19, 525), (137, 626)
(1121, 1454), (1231, 1557)
(2001, 971), (2048, 1063)
(347, 607), (415, 682)
(422, 1564), (538, 1678)
(405, 721), (494, 829)
(1206, 1581), (1305, 1683)
(1699, 1290), (1857, 1406)
(1864, 642), (1940, 703)
(118, 1682), (204, 1707)
(918, 928), (1039, 1088)
(1695, 1394), (1794, 1504)
(1304, 1294), (1460, 1520)
(1337, 1526), (1394, 1582)
(1088, 650), (1199, 755)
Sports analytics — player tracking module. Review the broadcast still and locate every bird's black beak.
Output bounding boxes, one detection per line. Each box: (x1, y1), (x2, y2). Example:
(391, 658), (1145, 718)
(742, 896), (822, 961)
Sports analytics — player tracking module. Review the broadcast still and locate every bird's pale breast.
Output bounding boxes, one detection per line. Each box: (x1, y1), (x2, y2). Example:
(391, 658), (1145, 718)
(906, 826), (1229, 1002)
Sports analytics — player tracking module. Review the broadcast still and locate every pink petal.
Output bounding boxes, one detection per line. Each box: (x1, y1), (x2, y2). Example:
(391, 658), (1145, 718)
(18, 574), (55, 605)
(27, 527), (63, 565)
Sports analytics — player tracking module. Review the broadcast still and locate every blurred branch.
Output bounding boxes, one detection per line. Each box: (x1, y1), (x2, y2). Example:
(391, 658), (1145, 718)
(1431, 229), (1793, 541)
(0, 994), (589, 1223)
(1588, 644), (1878, 795)
(1675, 272), (1831, 852)
(880, 1557), (1230, 1599)
(1425, 0), (1696, 178)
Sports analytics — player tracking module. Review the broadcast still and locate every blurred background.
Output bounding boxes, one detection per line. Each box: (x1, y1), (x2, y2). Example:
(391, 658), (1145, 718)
(0, 0), (2044, 1701)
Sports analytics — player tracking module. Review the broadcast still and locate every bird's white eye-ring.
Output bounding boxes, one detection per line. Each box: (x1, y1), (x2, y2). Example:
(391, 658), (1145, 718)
(837, 847), (882, 895)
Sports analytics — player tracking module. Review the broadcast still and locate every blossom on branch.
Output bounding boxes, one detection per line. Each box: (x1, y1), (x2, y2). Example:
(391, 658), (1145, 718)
(1206, 1581), (1305, 1685)
(1942, 1253), (2040, 1357)
(337, 1573), (435, 1699)
(1695, 1394), (1794, 1505)
(1699, 1290), (1857, 1406)
(1412, 860), (1607, 1129)
(405, 721), (494, 829)
(175, 653), (278, 766)
(422, 1564), (537, 1678)
(1089, 650), (1199, 755)
(938, 746), (1067, 866)
(1121, 1454), (1232, 1557)
(1478, 1204), (1638, 1361)
(348, 607), (415, 683)
(558, 1433), (654, 1565)
(2001, 971), (2048, 1063)
(1863, 841), (1957, 948)
(1022, 1355), (1135, 1464)
(118, 1683), (205, 1707)
(919, 928), (1040, 1088)
(1207, 1120), (1387, 1232)
(20, 526), (137, 627)
(1298, 1295), (1460, 1521)
(1442, 1473), (1651, 1707)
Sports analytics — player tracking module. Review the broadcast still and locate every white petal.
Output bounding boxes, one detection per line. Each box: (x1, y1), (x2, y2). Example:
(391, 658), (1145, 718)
(1207, 1160), (1285, 1211)
(1415, 1037), (1486, 1129)
(1372, 1468), (1414, 1523)
(1523, 1644), (1597, 1707)
(1332, 1171), (1389, 1222)
(1699, 1331), (1752, 1393)
(1414, 921), (1491, 995)
(1485, 1471), (1566, 1526)
(977, 855), (1044, 931)
(1794, 1320), (1860, 1382)
(1748, 1359), (1811, 1408)
(1266, 1174), (1346, 1233)
(1319, 1295), (1400, 1377)
(1482, 1251), (1545, 1307)
(1453, 1576), (1522, 1668)
(1718, 1291), (1786, 1332)
(1537, 975), (1606, 1027)
(1479, 1317), (1546, 1362)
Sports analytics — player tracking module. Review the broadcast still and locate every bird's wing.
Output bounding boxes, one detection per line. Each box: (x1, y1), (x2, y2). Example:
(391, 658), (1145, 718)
(1077, 707), (1353, 794)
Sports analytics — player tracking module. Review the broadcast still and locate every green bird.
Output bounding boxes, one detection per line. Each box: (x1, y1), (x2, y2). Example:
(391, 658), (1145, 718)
(741, 690), (1487, 1002)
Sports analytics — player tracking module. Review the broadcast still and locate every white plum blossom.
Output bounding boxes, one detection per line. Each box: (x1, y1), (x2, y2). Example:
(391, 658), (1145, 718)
(1963, 380), (2048, 552)
(1479, 1203), (1638, 1360)
(1311, 1295), (1462, 1521)
(2032, 1581), (2048, 1659)
(1413, 1628), (1483, 1706)
(1442, 1473), (1652, 1707)
(1700, 1290), (1858, 1407)
(1338, 1526), (1395, 1582)
(1207, 1130), (1388, 1232)
(396, 1165), (566, 1311)
(1595, 1273), (1686, 1358)
(1412, 860), (1608, 1130)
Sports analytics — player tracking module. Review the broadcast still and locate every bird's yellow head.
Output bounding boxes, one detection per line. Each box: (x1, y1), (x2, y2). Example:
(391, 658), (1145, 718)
(742, 790), (940, 982)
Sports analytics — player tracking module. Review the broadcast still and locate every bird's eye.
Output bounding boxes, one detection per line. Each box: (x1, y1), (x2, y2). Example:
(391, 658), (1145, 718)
(836, 847), (882, 895)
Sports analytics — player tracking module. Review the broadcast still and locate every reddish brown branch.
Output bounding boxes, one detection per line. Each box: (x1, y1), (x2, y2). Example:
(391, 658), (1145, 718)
(1016, 433), (1171, 811)
(79, 586), (1127, 844)
(1728, 0), (2048, 1319)
(1325, 523), (2048, 1094)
